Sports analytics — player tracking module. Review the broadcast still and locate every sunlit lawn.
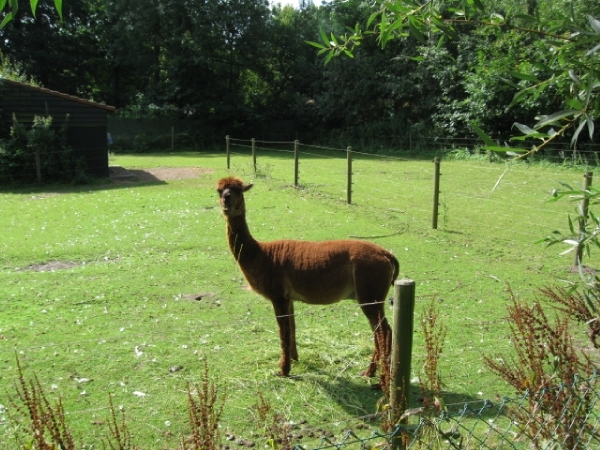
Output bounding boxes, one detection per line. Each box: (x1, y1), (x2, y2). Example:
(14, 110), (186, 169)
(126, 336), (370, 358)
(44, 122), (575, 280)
(0, 149), (596, 448)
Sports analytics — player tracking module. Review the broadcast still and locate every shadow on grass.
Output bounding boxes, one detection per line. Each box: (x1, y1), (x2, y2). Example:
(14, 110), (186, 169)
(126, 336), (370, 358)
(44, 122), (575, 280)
(0, 166), (212, 195)
(294, 361), (498, 424)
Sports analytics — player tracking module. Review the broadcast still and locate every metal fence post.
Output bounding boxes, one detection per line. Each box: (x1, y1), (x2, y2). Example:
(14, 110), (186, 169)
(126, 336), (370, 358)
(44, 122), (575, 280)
(432, 157), (441, 229)
(390, 279), (415, 450)
(294, 140), (299, 186)
(225, 135), (230, 169)
(575, 171), (593, 268)
(347, 146), (352, 204)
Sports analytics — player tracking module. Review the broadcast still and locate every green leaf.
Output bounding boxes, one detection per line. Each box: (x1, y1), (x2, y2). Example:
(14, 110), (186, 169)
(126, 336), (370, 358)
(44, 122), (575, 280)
(407, 17), (427, 44)
(566, 98), (584, 110)
(367, 11), (380, 29)
(586, 113), (595, 140)
(531, 62), (552, 72)
(436, 34), (445, 49)
(509, 90), (530, 108)
(324, 50), (334, 65)
(54, 0), (62, 20)
(30, 0), (38, 17)
(319, 28), (329, 46)
(0, 11), (13, 28)
(471, 123), (496, 147)
(473, 0), (485, 12)
(509, 71), (540, 83)
(568, 70), (580, 84)
(568, 215), (576, 235)
(535, 110), (579, 128)
(586, 43), (600, 57)
(500, 77), (520, 89)
(513, 123), (535, 135)
(386, 16), (407, 35)
(558, 181), (575, 191)
(572, 117), (587, 147)
(306, 41), (326, 50)
(329, 32), (339, 47)
(0, 0), (7, 11)
(514, 14), (536, 23)
(589, 15), (600, 34)
(0, 0), (15, 28)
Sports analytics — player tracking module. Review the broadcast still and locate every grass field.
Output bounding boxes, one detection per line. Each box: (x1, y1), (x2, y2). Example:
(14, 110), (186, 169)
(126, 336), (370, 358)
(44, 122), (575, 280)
(0, 148), (597, 448)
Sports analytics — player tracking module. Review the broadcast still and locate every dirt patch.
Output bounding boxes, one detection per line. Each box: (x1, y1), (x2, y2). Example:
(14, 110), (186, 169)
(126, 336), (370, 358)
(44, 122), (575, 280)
(109, 166), (214, 183)
(20, 261), (83, 272)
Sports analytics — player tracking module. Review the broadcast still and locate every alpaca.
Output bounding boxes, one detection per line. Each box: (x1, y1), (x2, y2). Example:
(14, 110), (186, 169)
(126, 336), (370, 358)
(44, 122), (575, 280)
(216, 176), (398, 383)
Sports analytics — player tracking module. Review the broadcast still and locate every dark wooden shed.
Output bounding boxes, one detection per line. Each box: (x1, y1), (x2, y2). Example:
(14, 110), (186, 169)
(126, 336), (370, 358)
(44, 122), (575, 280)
(0, 78), (116, 177)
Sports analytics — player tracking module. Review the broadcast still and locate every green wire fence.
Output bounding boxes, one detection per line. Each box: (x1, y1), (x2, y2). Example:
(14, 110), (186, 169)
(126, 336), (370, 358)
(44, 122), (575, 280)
(295, 372), (600, 450)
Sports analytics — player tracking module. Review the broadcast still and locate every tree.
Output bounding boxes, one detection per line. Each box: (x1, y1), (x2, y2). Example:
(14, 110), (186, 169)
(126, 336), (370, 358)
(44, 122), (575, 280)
(0, 0), (108, 100)
(309, 0), (600, 154)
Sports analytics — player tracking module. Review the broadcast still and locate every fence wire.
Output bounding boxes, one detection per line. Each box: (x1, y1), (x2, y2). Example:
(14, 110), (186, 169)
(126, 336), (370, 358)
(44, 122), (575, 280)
(294, 373), (600, 450)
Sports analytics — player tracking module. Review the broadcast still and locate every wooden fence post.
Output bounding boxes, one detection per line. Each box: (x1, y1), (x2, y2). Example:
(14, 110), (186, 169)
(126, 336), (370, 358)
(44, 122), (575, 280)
(390, 279), (416, 450)
(252, 138), (257, 173)
(575, 171), (593, 268)
(294, 140), (299, 186)
(225, 135), (230, 169)
(432, 157), (441, 229)
(347, 146), (352, 204)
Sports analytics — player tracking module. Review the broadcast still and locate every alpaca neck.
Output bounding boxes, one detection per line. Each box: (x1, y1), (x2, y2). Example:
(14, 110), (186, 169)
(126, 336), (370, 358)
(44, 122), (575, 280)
(225, 213), (258, 261)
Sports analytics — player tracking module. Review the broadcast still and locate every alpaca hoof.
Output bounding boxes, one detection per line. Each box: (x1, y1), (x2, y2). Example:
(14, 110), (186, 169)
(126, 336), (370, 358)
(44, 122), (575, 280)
(361, 369), (376, 378)
(276, 370), (290, 377)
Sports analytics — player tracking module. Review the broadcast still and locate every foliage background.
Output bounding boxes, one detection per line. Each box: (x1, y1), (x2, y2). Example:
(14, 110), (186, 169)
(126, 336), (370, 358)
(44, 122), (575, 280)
(0, 0), (596, 149)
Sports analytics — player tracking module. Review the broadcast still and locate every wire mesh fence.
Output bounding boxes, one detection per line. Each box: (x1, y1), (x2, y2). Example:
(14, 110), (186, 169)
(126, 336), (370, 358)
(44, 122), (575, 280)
(294, 373), (600, 450)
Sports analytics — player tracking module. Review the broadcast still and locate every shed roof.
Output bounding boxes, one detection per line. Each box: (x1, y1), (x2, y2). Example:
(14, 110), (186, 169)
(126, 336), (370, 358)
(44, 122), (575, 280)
(0, 78), (116, 112)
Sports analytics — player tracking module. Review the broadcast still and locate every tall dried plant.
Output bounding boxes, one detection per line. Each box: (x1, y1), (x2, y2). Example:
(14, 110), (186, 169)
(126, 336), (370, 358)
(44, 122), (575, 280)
(104, 393), (132, 450)
(540, 285), (600, 348)
(484, 288), (595, 448)
(9, 354), (76, 450)
(181, 359), (227, 450)
(419, 299), (447, 412)
(252, 391), (294, 450)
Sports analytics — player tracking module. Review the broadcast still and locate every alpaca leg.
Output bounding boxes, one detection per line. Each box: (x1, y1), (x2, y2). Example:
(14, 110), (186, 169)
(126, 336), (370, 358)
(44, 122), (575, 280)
(289, 301), (298, 361)
(273, 300), (293, 376)
(360, 303), (392, 378)
(375, 315), (392, 386)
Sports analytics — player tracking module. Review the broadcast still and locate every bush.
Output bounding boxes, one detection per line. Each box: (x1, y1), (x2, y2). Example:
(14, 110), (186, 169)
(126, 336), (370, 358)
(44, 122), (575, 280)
(0, 115), (88, 185)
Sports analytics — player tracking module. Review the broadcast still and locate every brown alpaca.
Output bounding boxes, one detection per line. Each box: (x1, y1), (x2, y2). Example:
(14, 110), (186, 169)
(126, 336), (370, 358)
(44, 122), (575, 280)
(216, 176), (398, 383)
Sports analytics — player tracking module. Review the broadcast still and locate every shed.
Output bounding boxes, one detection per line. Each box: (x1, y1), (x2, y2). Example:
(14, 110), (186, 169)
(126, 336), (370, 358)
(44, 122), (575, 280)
(0, 78), (116, 177)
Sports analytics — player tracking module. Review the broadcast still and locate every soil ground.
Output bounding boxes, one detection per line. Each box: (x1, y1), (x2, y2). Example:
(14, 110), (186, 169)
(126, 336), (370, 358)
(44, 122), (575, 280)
(109, 165), (214, 183)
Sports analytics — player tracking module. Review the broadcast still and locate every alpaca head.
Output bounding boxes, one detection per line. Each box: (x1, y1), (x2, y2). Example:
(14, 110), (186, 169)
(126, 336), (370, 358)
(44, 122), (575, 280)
(216, 177), (253, 217)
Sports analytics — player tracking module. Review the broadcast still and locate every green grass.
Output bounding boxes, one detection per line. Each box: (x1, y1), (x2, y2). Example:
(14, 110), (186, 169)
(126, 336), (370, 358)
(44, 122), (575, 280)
(0, 149), (597, 448)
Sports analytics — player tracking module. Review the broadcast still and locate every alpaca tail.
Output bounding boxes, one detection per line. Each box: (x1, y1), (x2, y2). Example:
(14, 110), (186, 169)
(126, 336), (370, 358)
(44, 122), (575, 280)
(387, 253), (400, 306)
(388, 252), (400, 286)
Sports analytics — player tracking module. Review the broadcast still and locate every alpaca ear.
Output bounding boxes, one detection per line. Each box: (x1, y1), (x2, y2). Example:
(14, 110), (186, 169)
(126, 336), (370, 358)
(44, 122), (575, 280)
(243, 183), (254, 192)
